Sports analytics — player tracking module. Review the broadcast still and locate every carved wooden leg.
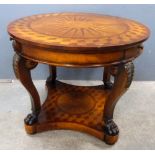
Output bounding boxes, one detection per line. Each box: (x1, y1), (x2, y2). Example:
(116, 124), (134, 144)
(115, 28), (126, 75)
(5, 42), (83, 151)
(103, 66), (113, 89)
(13, 53), (41, 128)
(46, 65), (57, 83)
(103, 62), (134, 144)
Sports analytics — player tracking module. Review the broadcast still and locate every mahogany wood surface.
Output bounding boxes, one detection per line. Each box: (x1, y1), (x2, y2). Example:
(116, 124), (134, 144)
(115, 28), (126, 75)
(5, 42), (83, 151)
(8, 12), (149, 52)
(8, 12), (149, 145)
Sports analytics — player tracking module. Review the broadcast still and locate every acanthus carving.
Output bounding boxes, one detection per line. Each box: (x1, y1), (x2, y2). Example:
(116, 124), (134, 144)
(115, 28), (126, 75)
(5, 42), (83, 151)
(103, 61), (134, 90)
(12, 40), (22, 53)
(13, 53), (20, 79)
(25, 60), (38, 70)
(125, 62), (134, 88)
(13, 53), (38, 79)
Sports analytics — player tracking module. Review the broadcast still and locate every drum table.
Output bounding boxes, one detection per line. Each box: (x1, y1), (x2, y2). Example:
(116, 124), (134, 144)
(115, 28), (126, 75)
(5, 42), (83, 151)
(8, 13), (149, 145)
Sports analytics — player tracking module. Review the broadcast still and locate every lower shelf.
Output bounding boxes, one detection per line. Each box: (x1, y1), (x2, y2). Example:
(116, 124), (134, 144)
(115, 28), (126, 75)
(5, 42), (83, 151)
(25, 80), (118, 144)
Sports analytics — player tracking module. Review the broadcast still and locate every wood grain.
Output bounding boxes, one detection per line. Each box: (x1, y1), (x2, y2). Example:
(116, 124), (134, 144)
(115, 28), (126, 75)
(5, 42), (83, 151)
(9, 12), (150, 145)
(8, 12), (150, 52)
(25, 80), (109, 141)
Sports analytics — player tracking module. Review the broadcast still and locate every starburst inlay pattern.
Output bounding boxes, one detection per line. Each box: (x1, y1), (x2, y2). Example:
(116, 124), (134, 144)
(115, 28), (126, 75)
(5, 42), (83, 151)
(8, 12), (149, 49)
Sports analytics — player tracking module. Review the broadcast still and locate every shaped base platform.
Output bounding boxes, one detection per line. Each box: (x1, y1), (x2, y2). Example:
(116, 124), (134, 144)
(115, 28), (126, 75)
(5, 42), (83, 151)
(24, 80), (118, 145)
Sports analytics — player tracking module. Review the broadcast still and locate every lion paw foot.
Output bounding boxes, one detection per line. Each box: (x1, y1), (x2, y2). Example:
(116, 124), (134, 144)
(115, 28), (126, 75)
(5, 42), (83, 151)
(103, 119), (119, 136)
(24, 113), (38, 125)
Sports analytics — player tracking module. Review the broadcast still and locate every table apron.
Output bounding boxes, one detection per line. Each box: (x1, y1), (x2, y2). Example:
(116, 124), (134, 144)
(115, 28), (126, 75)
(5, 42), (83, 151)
(15, 44), (143, 67)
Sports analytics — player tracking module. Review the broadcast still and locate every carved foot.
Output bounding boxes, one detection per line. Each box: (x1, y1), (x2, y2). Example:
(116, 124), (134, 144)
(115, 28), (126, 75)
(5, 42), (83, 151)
(103, 119), (119, 136)
(24, 113), (38, 125)
(103, 120), (119, 145)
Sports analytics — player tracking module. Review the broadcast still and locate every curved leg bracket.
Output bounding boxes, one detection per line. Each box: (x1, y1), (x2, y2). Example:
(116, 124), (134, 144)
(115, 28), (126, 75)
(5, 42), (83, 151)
(103, 66), (113, 89)
(46, 65), (57, 84)
(103, 62), (134, 144)
(13, 53), (41, 126)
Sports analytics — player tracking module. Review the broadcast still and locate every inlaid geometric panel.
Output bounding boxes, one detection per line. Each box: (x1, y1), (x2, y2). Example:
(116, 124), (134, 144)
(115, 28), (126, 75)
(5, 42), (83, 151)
(38, 81), (110, 131)
(8, 12), (150, 50)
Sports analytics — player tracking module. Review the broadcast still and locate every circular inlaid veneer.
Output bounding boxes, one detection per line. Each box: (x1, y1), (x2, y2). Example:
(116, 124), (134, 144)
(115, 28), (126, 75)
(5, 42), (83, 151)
(8, 12), (149, 51)
(56, 92), (96, 115)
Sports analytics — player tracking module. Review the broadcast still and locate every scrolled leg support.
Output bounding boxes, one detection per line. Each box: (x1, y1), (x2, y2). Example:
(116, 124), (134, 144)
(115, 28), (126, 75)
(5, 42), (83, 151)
(46, 65), (57, 84)
(13, 53), (41, 132)
(103, 66), (113, 89)
(103, 62), (134, 144)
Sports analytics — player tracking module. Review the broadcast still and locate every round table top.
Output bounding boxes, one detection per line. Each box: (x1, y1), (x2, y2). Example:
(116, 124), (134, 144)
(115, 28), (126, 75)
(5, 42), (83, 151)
(8, 12), (150, 52)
